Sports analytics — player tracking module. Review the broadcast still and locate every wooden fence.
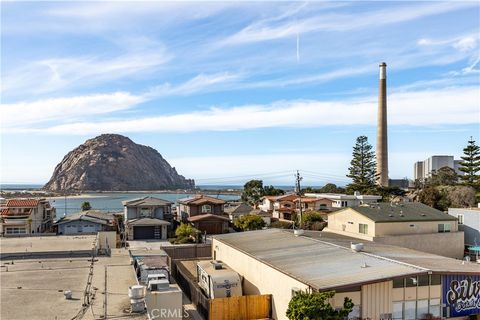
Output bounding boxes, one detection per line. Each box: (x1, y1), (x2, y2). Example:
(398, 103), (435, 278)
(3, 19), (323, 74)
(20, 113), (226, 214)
(162, 243), (212, 260)
(209, 294), (272, 320)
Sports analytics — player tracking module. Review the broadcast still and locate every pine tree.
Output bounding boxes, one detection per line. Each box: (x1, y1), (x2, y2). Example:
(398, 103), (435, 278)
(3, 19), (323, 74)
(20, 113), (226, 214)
(459, 137), (480, 188)
(346, 136), (377, 193)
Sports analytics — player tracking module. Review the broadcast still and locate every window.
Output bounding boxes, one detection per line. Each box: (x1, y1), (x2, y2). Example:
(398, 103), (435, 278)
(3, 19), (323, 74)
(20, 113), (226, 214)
(319, 204), (327, 210)
(417, 300), (428, 319)
(140, 208), (151, 217)
(438, 223), (451, 233)
(406, 276), (417, 287)
(359, 223), (368, 234)
(6, 227), (26, 234)
(393, 278), (405, 288)
(429, 299), (441, 317)
(457, 214), (464, 225)
(201, 204), (212, 213)
(418, 275), (429, 287)
(404, 301), (416, 320)
(430, 274), (441, 285)
(393, 302), (403, 320)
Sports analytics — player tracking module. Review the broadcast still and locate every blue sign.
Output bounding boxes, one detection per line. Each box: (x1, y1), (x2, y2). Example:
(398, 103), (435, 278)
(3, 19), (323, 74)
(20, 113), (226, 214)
(443, 275), (480, 317)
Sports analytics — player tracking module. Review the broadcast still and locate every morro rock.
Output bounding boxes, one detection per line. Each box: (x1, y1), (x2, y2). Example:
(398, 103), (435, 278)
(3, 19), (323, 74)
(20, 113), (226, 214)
(44, 134), (194, 191)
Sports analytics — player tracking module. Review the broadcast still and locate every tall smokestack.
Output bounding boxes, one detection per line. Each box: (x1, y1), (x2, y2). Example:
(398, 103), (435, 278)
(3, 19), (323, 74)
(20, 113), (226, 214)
(376, 62), (389, 187)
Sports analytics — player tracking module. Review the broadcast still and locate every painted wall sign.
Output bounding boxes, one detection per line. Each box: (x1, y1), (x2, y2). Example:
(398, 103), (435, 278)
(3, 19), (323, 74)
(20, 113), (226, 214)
(443, 275), (480, 317)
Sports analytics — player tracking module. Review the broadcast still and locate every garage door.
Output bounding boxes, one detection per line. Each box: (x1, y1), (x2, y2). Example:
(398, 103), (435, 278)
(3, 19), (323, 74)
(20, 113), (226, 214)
(133, 226), (155, 239)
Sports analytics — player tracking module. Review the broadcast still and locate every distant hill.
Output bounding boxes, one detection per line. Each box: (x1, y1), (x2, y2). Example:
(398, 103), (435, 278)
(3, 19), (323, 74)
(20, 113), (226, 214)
(44, 134), (194, 191)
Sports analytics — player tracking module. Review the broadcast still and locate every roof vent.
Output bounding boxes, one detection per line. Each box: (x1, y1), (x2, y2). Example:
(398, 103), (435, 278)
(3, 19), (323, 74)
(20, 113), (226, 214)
(388, 214), (393, 217)
(421, 213), (426, 216)
(211, 261), (223, 270)
(361, 262), (369, 268)
(351, 243), (364, 252)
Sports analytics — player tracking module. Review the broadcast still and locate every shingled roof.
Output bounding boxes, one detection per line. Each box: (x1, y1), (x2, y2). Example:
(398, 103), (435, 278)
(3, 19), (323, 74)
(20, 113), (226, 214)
(347, 202), (457, 223)
(122, 196), (173, 206)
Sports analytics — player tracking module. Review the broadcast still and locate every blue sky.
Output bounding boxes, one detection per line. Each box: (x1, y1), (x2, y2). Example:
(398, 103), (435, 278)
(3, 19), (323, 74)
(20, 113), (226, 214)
(1, 1), (479, 186)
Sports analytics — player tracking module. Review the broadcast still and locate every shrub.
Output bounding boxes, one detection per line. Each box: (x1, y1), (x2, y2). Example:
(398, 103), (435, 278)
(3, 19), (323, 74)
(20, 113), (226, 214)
(301, 211), (324, 230)
(174, 223), (199, 244)
(234, 215), (265, 231)
(286, 291), (354, 320)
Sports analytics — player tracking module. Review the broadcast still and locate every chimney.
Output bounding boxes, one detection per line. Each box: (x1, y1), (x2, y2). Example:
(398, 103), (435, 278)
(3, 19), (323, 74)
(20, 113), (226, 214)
(376, 62), (389, 187)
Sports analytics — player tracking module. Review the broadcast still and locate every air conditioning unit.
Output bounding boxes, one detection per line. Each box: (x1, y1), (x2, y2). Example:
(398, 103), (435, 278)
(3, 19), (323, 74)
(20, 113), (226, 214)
(148, 279), (169, 292)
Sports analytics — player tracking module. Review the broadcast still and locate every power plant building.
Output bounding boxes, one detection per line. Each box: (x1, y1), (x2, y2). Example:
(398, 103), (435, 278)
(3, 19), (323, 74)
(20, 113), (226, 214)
(413, 156), (464, 181)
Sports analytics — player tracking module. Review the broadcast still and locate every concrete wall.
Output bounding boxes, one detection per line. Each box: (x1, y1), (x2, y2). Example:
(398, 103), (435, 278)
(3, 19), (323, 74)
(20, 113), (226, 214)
(374, 232), (464, 259)
(212, 238), (310, 319)
(98, 231), (116, 251)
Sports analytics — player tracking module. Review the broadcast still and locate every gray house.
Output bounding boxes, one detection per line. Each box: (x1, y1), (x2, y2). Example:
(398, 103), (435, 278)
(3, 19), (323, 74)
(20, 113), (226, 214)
(122, 197), (173, 240)
(448, 207), (480, 247)
(55, 210), (115, 235)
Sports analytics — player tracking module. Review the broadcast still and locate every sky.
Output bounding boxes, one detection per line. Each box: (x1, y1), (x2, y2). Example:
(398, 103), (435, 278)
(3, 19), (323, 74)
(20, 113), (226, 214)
(1, 1), (479, 187)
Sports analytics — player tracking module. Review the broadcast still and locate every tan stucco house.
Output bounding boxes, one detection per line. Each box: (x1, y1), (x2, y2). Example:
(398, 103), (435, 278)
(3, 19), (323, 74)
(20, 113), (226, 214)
(326, 202), (463, 258)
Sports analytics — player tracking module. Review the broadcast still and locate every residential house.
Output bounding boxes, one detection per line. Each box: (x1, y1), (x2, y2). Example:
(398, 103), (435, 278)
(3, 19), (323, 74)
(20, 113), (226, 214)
(262, 194), (335, 221)
(224, 202), (254, 222)
(326, 202), (463, 258)
(0, 198), (55, 235)
(177, 195), (228, 234)
(258, 196), (277, 212)
(448, 206), (480, 248)
(122, 197), (173, 240)
(55, 210), (116, 235)
(304, 191), (382, 209)
(224, 202), (272, 226)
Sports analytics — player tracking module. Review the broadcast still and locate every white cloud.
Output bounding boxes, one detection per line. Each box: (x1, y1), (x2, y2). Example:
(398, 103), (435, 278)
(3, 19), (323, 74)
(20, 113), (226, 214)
(6, 86), (477, 135)
(2, 46), (171, 95)
(0, 72), (243, 129)
(221, 2), (475, 46)
(453, 36), (477, 52)
(0, 92), (145, 129)
(145, 72), (243, 98)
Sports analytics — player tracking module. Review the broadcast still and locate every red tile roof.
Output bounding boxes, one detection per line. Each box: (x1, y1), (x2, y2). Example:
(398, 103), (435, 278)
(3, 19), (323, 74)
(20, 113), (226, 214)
(6, 199), (40, 207)
(1, 209), (10, 215)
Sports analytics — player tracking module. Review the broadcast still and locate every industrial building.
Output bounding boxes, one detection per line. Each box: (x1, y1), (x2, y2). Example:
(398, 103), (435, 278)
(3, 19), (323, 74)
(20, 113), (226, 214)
(212, 229), (480, 320)
(414, 156), (464, 181)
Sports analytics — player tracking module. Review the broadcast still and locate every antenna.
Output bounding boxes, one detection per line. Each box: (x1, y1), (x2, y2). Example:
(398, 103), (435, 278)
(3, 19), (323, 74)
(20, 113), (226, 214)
(295, 170), (303, 227)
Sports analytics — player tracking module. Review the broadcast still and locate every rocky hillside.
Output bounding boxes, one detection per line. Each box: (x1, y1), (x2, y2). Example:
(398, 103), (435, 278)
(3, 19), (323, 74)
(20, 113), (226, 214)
(44, 134), (194, 191)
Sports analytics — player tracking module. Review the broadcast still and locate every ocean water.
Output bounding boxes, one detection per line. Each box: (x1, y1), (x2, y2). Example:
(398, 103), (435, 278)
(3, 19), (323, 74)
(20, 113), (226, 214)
(50, 192), (240, 219)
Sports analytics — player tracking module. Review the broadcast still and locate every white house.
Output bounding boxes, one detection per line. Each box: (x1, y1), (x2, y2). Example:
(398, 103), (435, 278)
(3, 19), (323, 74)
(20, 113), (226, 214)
(448, 206), (480, 247)
(304, 192), (382, 209)
(0, 198), (55, 235)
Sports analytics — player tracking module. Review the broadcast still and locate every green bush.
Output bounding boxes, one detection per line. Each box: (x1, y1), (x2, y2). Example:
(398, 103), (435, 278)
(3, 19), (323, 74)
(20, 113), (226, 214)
(234, 215), (265, 231)
(174, 223), (199, 243)
(286, 291), (353, 320)
(301, 211), (324, 230)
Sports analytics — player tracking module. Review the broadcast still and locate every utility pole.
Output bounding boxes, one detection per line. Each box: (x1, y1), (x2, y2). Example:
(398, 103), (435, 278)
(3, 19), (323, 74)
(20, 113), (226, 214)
(295, 170), (303, 228)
